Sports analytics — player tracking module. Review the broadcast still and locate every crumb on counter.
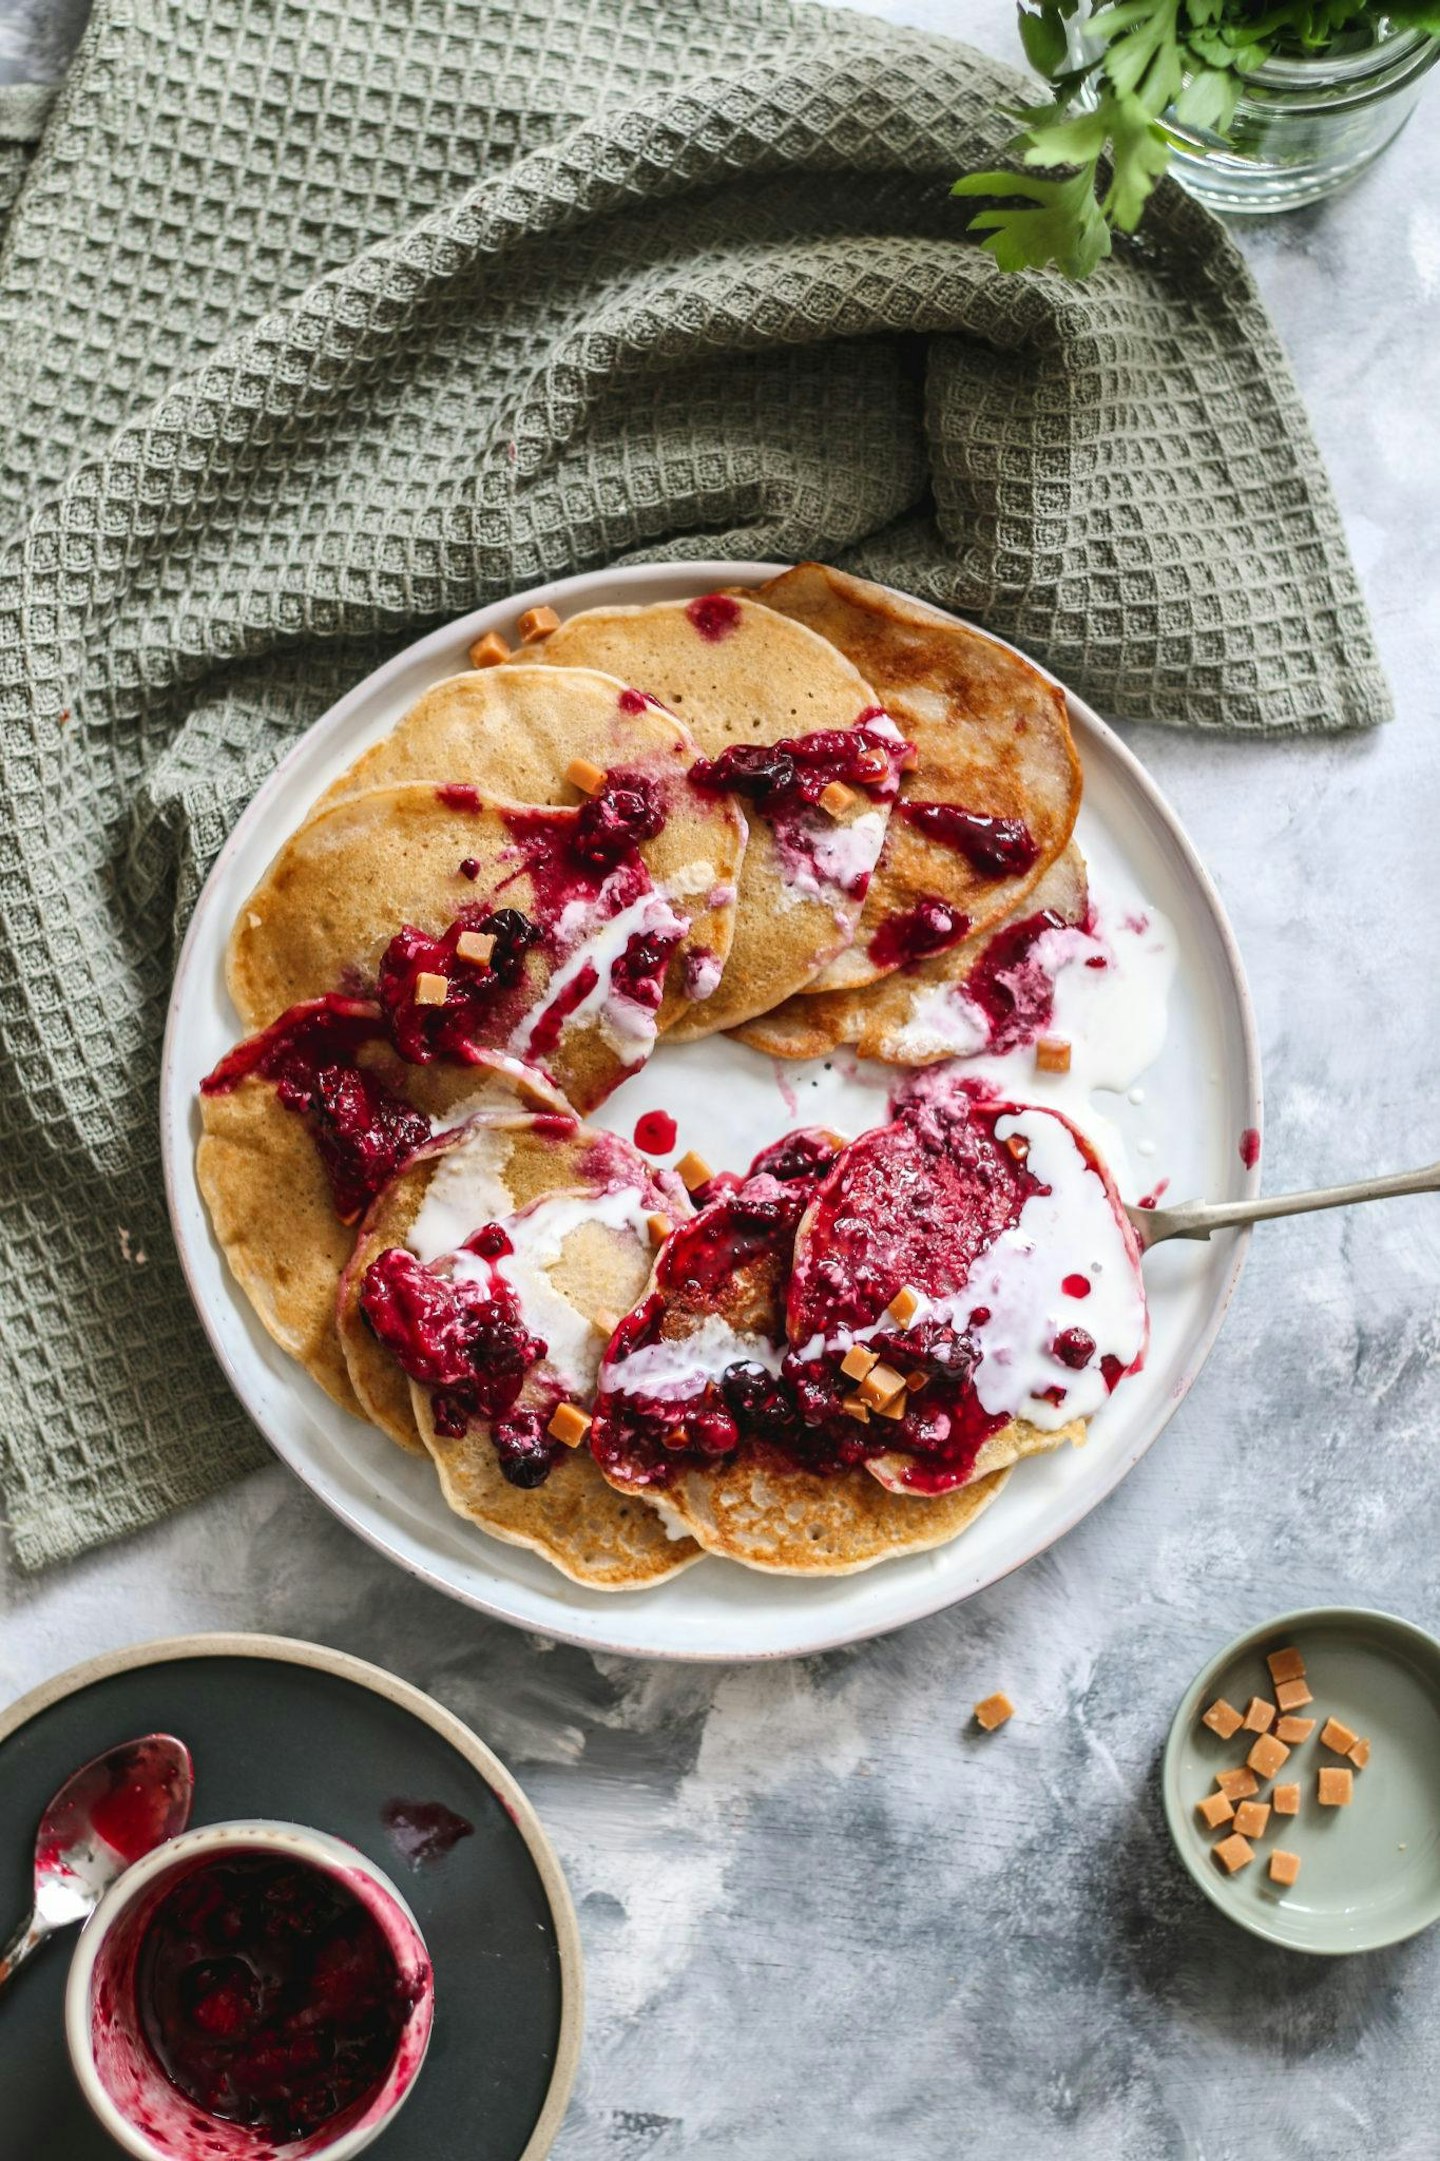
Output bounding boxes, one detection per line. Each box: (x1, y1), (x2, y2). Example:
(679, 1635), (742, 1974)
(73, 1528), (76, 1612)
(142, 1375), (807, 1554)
(1275, 1677), (1314, 1711)
(1213, 1833), (1255, 1874)
(1273, 1782), (1300, 1816)
(1318, 1766), (1354, 1807)
(1197, 1792), (1235, 1830)
(1269, 1850), (1301, 1887)
(467, 630), (510, 667)
(1247, 1732), (1290, 1780)
(1266, 1647), (1306, 1685)
(974, 1693), (1014, 1733)
(1321, 1716), (1358, 1756)
(1202, 1699), (1244, 1741)
(1242, 1697), (1276, 1735)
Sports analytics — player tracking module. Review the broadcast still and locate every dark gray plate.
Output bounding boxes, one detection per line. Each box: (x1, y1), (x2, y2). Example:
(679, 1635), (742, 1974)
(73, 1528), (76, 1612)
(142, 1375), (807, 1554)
(0, 1634), (581, 2160)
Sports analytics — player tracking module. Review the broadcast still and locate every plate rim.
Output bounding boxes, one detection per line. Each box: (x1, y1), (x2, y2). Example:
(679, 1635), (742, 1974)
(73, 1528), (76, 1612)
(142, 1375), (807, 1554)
(1160, 1603), (1440, 1955)
(160, 558), (1262, 1661)
(0, 1631), (583, 2160)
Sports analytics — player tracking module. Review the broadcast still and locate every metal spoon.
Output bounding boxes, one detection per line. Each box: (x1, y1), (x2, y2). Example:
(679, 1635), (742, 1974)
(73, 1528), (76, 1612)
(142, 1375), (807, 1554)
(0, 1734), (193, 1991)
(1128, 1158), (1440, 1250)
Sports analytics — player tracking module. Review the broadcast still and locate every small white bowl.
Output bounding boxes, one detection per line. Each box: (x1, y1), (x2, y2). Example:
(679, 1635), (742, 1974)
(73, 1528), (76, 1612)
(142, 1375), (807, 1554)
(65, 1819), (435, 2161)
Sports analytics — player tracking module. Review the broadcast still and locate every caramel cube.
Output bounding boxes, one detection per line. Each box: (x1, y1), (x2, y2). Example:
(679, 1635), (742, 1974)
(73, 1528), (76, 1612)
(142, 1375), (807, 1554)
(646, 1213), (672, 1247)
(1213, 1833), (1255, 1875)
(1266, 1647), (1306, 1685)
(413, 971), (449, 1006)
(547, 1401), (592, 1448)
(1275, 1677), (1313, 1711)
(455, 930), (495, 966)
(1269, 1850), (1301, 1888)
(1233, 1800), (1271, 1840)
(840, 1345), (878, 1383)
(853, 744), (889, 781)
(675, 1151), (713, 1193)
(1196, 1791), (1234, 1831)
(1247, 1733), (1290, 1780)
(1215, 1767), (1259, 1801)
(1275, 1716), (1315, 1744)
(840, 1395), (871, 1424)
(1035, 1036), (1072, 1074)
(467, 630), (511, 668)
(1003, 1133), (1030, 1164)
(1202, 1698), (1244, 1741)
(1318, 1766), (1353, 1807)
(818, 780), (856, 818)
(885, 1285), (921, 1328)
(565, 756), (607, 796)
(974, 1692), (1014, 1733)
(1320, 1716), (1357, 1756)
(517, 605), (560, 643)
(874, 1390), (907, 1421)
(905, 1369), (930, 1393)
(1241, 1697), (1276, 1735)
(859, 1361), (907, 1411)
(1348, 1737), (1371, 1770)
(1272, 1782), (1301, 1816)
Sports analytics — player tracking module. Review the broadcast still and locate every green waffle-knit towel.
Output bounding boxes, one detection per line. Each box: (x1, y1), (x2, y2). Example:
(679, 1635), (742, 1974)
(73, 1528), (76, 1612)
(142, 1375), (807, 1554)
(0, 0), (1388, 1570)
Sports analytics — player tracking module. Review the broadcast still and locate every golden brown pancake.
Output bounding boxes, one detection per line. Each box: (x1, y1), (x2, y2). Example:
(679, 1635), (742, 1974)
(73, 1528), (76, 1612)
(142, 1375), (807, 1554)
(751, 564), (1081, 993)
(735, 844), (1088, 1064)
(226, 784), (739, 1112)
(336, 1112), (700, 1587)
(197, 1034), (564, 1412)
(522, 596), (895, 1034)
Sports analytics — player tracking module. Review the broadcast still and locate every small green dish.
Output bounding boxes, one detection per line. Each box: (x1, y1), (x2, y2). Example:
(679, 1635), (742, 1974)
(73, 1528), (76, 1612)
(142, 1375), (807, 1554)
(1163, 1605), (1440, 1955)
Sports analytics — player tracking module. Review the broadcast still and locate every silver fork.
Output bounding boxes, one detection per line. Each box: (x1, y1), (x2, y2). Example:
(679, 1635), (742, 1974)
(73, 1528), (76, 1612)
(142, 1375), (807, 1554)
(1127, 1159), (1440, 1250)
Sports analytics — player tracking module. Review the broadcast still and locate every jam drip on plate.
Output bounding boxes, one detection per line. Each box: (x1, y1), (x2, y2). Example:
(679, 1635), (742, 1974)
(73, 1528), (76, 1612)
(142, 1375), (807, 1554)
(200, 996), (430, 1223)
(898, 803), (1039, 878)
(136, 1854), (418, 2143)
(360, 1233), (557, 1485)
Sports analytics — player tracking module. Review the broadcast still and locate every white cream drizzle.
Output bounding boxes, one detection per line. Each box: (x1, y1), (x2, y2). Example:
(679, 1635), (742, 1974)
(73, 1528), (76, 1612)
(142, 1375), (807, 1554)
(513, 890), (690, 1069)
(777, 808), (888, 912)
(603, 1313), (783, 1404)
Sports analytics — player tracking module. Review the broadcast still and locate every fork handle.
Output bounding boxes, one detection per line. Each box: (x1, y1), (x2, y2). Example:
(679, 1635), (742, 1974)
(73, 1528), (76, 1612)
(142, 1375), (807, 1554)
(1136, 1159), (1440, 1245)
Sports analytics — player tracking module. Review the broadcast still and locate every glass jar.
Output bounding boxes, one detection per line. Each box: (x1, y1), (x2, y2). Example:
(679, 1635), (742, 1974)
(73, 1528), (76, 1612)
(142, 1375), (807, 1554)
(1162, 21), (1440, 214)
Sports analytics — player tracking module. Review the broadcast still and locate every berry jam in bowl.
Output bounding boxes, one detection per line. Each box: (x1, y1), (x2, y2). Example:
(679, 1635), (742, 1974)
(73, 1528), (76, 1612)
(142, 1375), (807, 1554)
(65, 1820), (434, 2161)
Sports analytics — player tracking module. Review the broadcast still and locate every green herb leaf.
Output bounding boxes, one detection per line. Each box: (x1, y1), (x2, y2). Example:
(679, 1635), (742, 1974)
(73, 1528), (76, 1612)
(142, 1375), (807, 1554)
(952, 167), (1113, 280)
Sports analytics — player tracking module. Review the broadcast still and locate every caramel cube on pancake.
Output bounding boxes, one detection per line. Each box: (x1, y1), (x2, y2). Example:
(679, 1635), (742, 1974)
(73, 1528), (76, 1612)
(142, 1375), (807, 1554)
(413, 972), (449, 1006)
(646, 1213), (672, 1247)
(675, 1152), (712, 1192)
(841, 1345), (878, 1383)
(818, 780), (856, 818)
(455, 930), (495, 966)
(547, 1402), (592, 1448)
(565, 757), (607, 796)
(859, 1361), (906, 1411)
(885, 1286), (921, 1328)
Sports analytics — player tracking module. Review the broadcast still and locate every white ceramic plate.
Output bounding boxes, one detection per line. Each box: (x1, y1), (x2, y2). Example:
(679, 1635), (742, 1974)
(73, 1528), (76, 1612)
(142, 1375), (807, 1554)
(161, 561), (1261, 1661)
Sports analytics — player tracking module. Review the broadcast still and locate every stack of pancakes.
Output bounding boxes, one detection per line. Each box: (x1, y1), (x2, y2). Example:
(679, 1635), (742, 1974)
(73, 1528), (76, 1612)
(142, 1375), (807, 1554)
(199, 565), (1106, 1588)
